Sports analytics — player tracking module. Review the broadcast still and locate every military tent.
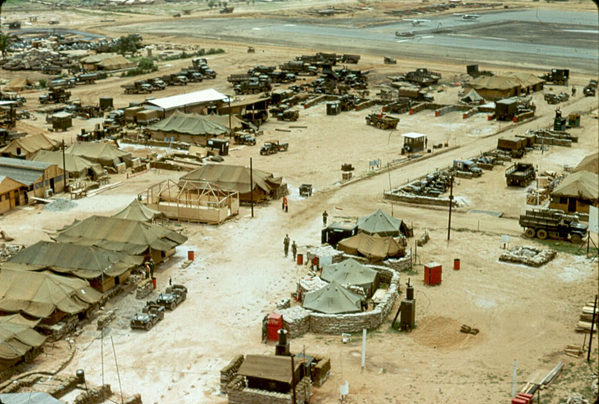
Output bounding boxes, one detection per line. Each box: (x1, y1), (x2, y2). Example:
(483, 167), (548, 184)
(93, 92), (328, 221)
(549, 171), (599, 215)
(180, 164), (285, 202)
(0, 269), (101, 320)
(321, 258), (380, 297)
(66, 142), (132, 167)
(337, 233), (404, 262)
(0, 314), (46, 371)
(147, 111), (229, 146)
(52, 215), (187, 262)
(303, 280), (363, 314)
(0, 393), (65, 404)
(80, 53), (135, 71)
(4, 78), (34, 92)
(507, 72), (544, 93)
(113, 198), (165, 222)
(0, 134), (58, 159)
(3, 241), (143, 292)
(460, 89), (485, 105)
(357, 209), (411, 238)
(466, 75), (523, 100)
(31, 150), (103, 178)
(574, 152), (598, 174)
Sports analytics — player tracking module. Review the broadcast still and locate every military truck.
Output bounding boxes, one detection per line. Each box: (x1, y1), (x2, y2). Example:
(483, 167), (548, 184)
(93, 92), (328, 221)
(383, 98), (412, 114)
(227, 74), (254, 84)
(190, 62), (217, 79)
(497, 138), (526, 158)
(395, 86), (434, 102)
(365, 112), (399, 129)
(149, 78), (167, 90)
(157, 285), (187, 310)
(130, 301), (165, 330)
(39, 87), (71, 104)
(180, 70), (204, 82)
(275, 109), (299, 122)
(234, 79), (271, 95)
(280, 61), (318, 76)
(164, 74), (189, 86)
(400, 68), (442, 87)
(340, 54), (360, 64)
(453, 159), (483, 177)
(267, 71), (296, 84)
(519, 208), (587, 243)
(220, 5), (234, 13)
(234, 132), (256, 146)
(583, 80), (597, 97)
(384, 56), (397, 65)
(122, 81), (153, 94)
(248, 65), (276, 75)
(76, 71), (107, 85)
(540, 69), (569, 85)
(260, 140), (288, 155)
(505, 163), (535, 186)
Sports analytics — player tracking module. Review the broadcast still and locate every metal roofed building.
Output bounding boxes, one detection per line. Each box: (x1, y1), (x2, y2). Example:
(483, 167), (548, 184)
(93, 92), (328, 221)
(143, 89), (229, 119)
(0, 157), (65, 199)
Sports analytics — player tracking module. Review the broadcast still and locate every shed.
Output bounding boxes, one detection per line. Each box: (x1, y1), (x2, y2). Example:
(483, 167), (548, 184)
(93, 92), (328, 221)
(0, 157), (65, 198)
(143, 89), (229, 119)
(321, 222), (358, 248)
(237, 355), (305, 393)
(401, 132), (427, 153)
(549, 171), (599, 215)
(0, 176), (27, 214)
(51, 111), (72, 131)
(113, 198), (165, 222)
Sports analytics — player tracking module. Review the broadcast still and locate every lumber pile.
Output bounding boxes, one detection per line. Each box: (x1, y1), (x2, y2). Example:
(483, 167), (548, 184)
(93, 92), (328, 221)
(520, 362), (563, 395)
(564, 344), (583, 358)
(575, 301), (598, 333)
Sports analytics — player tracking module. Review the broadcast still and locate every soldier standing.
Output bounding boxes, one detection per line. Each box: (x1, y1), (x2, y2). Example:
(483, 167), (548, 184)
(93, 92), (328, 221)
(291, 241), (297, 260)
(262, 315), (269, 344)
(283, 234), (290, 257)
(571, 87), (576, 97)
(322, 210), (329, 227)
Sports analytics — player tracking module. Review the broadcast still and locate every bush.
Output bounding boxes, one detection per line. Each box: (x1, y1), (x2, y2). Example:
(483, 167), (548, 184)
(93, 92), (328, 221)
(137, 57), (155, 71)
(39, 79), (47, 88)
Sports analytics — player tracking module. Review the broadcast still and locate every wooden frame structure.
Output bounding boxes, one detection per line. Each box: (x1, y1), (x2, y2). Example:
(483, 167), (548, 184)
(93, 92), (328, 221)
(142, 179), (239, 224)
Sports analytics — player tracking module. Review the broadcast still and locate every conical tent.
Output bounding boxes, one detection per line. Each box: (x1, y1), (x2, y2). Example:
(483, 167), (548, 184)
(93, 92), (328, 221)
(66, 142), (131, 167)
(303, 280), (363, 314)
(321, 258), (380, 297)
(337, 233), (404, 262)
(113, 199), (165, 222)
(460, 89), (485, 104)
(357, 209), (407, 237)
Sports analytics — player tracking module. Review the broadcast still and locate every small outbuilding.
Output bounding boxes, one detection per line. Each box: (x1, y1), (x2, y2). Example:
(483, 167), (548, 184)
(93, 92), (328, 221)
(549, 171), (598, 215)
(51, 111), (72, 131)
(401, 132), (427, 153)
(0, 157), (65, 198)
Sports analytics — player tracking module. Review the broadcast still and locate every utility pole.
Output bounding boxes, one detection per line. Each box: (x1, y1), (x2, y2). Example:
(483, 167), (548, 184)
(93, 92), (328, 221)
(447, 175), (454, 241)
(588, 295), (597, 362)
(228, 97), (232, 138)
(62, 139), (67, 190)
(250, 158), (254, 218)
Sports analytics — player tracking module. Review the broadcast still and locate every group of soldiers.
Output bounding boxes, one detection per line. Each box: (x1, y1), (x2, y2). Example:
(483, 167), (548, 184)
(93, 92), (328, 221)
(283, 234), (297, 259)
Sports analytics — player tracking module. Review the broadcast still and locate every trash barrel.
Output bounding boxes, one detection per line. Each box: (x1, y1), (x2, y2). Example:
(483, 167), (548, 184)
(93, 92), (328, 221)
(151, 277), (157, 289)
(453, 259), (460, 270)
(188, 250), (194, 261)
(312, 256), (319, 269)
(297, 253), (303, 265)
(76, 369), (85, 384)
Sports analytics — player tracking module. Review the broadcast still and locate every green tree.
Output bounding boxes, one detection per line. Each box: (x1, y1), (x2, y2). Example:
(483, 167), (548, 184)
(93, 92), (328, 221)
(138, 57), (155, 71)
(115, 36), (138, 56)
(207, 0), (216, 8)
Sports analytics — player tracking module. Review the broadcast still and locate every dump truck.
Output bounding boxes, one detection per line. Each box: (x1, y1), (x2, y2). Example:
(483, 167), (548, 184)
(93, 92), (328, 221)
(505, 163), (535, 186)
(365, 112), (399, 130)
(39, 87), (71, 104)
(540, 69), (569, 85)
(122, 81), (153, 94)
(280, 61), (318, 76)
(519, 208), (587, 243)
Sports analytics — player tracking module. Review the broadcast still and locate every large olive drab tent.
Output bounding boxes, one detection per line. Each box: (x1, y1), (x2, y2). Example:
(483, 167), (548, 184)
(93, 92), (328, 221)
(321, 258), (380, 298)
(337, 233), (404, 262)
(0, 314), (46, 371)
(180, 164), (285, 202)
(574, 152), (598, 174)
(0, 269), (102, 320)
(552, 171), (599, 201)
(203, 113), (250, 131)
(0, 134), (58, 159)
(52, 216), (187, 261)
(303, 280), (363, 314)
(113, 199), (165, 222)
(3, 241), (143, 280)
(66, 142), (132, 168)
(81, 54), (135, 71)
(31, 150), (104, 179)
(357, 209), (411, 238)
(147, 111), (229, 145)
(466, 75), (523, 100)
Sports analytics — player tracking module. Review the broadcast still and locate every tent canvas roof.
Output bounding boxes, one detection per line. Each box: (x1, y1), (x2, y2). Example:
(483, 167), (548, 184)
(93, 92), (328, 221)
(0, 317), (46, 361)
(469, 75), (522, 91)
(507, 72), (545, 87)
(321, 258), (379, 289)
(113, 199), (164, 222)
(66, 142), (131, 167)
(148, 111), (229, 136)
(0, 134), (58, 158)
(552, 171), (598, 200)
(52, 215), (187, 255)
(3, 241), (143, 279)
(357, 209), (403, 237)
(0, 269), (101, 319)
(337, 233), (403, 262)
(31, 150), (101, 176)
(180, 164), (277, 194)
(81, 53), (134, 70)
(461, 89), (485, 103)
(574, 152), (599, 174)
(303, 280), (363, 314)
(203, 114), (248, 130)
(237, 355), (304, 384)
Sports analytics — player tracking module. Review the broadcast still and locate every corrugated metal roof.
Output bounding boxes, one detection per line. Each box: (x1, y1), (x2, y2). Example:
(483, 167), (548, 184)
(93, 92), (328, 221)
(0, 157), (51, 170)
(0, 158), (51, 186)
(145, 89), (228, 111)
(401, 132), (426, 139)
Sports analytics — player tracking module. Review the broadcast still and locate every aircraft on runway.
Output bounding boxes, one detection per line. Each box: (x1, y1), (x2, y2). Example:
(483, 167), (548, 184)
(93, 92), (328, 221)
(403, 19), (431, 26)
(453, 13), (480, 21)
(395, 30), (416, 37)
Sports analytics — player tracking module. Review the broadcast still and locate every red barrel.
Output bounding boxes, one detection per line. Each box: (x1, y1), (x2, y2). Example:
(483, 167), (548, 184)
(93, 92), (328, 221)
(151, 277), (157, 289)
(188, 250), (194, 261)
(297, 253), (303, 265)
(312, 256), (319, 269)
(453, 258), (460, 270)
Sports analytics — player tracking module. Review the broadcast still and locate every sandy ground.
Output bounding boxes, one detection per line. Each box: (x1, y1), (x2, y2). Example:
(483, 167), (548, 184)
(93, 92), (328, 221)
(1, 1), (599, 403)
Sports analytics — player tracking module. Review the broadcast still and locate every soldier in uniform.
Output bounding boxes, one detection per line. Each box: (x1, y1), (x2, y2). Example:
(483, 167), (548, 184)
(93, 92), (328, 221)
(291, 241), (297, 260)
(322, 210), (329, 227)
(262, 315), (269, 344)
(283, 234), (290, 257)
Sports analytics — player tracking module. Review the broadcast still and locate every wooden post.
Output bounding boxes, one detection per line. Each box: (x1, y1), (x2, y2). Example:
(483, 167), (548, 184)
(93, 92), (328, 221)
(250, 158), (254, 218)
(588, 295), (597, 362)
(290, 354), (297, 404)
(447, 176), (454, 241)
